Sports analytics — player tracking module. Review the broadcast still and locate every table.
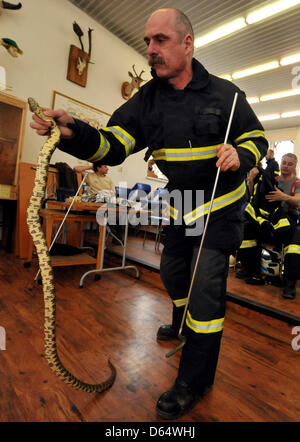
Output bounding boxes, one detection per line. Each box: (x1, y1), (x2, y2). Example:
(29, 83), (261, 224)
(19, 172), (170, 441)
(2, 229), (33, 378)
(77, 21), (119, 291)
(26, 208), (100, 268)
(26, 202), (148, 287)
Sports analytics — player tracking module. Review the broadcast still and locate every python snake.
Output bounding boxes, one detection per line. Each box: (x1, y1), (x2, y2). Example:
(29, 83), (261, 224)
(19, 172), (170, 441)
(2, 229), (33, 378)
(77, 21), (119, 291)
(26, 97), (116, 392)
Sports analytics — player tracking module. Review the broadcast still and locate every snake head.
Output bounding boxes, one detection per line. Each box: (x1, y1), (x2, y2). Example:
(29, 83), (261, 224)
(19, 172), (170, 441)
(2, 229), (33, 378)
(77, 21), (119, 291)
(28, 97), (38, 113)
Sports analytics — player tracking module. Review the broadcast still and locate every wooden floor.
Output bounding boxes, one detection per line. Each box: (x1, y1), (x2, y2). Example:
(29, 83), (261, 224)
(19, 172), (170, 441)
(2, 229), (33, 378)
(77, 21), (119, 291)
(0, 246), (300, 422)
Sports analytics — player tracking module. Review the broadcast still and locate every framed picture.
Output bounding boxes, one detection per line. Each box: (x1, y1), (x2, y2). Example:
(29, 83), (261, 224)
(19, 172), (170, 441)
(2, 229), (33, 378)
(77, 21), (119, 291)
(51, 90), (111, 130)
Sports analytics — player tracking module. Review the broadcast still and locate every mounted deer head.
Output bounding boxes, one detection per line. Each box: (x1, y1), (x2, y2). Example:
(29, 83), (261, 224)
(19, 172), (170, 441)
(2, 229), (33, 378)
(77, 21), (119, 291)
(121, 65), (146, 100)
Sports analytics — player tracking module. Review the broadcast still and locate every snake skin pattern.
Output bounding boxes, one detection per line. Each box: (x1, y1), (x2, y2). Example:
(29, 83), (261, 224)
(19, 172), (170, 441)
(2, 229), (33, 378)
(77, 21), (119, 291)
(26, 97), (116, 392)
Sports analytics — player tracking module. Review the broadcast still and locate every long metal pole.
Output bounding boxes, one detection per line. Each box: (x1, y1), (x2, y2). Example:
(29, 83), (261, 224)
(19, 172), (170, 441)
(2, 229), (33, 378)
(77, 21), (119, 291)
(166, 92), (239, 357)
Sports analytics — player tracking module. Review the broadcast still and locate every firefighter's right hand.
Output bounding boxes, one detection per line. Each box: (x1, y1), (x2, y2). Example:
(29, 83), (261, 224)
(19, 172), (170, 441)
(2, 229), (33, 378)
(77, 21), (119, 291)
(30, 108), (75, 139)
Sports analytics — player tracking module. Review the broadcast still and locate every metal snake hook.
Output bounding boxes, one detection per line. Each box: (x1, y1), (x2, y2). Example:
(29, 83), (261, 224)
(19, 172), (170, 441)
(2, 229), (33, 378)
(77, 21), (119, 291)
(166, 92), (239, 358)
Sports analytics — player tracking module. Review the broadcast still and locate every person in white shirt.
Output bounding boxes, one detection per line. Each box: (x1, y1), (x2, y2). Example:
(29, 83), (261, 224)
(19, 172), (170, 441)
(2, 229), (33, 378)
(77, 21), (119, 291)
(73, 163), (115, 195)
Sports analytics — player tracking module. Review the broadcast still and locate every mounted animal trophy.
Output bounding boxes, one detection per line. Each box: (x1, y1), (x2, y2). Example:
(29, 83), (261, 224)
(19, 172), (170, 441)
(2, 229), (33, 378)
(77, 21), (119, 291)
(121, 65), (146, 100)
(0, 1), (22, 15)
(67, 21), (94, 88)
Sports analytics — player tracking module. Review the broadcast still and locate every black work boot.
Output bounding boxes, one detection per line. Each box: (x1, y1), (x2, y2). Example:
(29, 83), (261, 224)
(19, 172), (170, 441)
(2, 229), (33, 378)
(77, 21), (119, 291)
(156, 324), (178, 340)
(282, 277), (297, 299)
(156, 305), (184, 341)
(156, 378), (210, 420)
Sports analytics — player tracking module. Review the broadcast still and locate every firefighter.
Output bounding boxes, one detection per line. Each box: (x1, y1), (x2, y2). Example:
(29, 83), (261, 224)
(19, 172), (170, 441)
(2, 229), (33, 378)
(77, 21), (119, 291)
(30, 8), (268, 419)
(238, 153), (300, 298)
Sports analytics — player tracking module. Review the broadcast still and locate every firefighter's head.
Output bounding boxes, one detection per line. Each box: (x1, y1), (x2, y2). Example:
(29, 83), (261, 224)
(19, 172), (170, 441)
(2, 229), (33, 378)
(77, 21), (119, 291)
(144, 8), (194, 82)
(266, 149), (275, 160)
(280, 153), (298, 178)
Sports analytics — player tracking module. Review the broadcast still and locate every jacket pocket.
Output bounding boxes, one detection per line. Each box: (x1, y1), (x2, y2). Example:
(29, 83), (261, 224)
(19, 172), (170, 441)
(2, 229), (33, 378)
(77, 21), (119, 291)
(193, 107), (222, 136)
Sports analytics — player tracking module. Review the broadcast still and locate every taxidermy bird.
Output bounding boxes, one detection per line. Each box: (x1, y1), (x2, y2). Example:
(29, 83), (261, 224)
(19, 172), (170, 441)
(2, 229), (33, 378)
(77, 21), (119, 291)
(0, 37), (23, 56)
(0, 1), (22, 15)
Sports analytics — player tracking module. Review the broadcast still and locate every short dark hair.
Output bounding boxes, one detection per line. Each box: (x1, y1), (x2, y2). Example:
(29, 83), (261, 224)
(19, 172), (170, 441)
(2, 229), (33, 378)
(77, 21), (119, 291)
(93, 162), (101, 172)
(173, 9), (194, 41)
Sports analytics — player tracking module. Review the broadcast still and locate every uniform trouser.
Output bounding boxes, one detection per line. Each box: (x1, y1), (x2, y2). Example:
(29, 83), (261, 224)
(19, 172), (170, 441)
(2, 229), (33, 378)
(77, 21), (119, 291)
(239, 221), (300, 280)
(160, 228), (230, 391)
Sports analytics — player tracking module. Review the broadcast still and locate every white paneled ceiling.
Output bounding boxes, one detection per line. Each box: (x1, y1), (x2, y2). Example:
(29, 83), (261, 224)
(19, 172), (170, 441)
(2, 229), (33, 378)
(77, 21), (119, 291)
(68, 0), (300, 131)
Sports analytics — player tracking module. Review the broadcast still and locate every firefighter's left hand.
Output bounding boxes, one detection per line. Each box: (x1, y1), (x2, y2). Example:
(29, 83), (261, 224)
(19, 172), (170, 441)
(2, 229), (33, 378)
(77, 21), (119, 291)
(216, 144), (240, 171)
(265, 186), (287, 202)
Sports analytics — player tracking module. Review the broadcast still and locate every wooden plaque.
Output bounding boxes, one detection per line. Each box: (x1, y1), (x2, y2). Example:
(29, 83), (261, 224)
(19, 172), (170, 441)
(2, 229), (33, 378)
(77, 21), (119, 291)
(66, 44), (89, 87)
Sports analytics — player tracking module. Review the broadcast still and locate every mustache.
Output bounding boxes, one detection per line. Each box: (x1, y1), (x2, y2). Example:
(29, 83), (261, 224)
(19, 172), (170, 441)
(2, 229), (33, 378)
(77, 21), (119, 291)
(148, 56), (165, 66)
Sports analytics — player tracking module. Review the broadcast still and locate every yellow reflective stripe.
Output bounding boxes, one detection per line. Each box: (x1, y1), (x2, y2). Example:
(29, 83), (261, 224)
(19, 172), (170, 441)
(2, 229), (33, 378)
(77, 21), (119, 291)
(173, 297), (187, 307)
(240, 239), (258, 248)
(256, 216), (267, 226)
(152, 145), (219, 161)
(284, 244), (300, 255)
(165, 201), (179, 221)
(234, 130), (265, 143)
(186, 311), (224, 334)
(237, 140), (260, 163)
(245, 203), (256, 220)
(274, 170), (280, 175)
(259, 208), (270, 217)
(183, 182), (246, 226)
(273, 218), (290, 230)
(87, 132), (111, 162)
(102, 125), (135, 157)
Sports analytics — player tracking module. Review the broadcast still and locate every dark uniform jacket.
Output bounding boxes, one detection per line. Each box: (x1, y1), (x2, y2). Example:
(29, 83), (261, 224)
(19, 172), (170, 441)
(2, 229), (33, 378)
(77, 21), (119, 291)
(59, 58), (268, 233)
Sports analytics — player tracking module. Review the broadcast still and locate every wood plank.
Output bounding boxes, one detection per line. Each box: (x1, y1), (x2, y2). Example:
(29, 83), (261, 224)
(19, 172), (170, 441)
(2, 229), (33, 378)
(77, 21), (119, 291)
(51, 253), (96, 267)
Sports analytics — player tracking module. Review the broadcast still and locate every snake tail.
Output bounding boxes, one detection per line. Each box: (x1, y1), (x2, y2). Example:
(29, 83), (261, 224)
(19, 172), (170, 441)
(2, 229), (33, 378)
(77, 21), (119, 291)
(26, 97), (116, 393)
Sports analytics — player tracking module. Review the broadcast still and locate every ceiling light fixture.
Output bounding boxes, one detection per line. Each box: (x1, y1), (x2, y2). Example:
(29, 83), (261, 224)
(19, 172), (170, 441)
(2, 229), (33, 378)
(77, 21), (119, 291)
(260, 88), (300, 101)
(232, 61), (279, 79)
(246, 0), (300, 24)
(281, 110), (300, 118)
(194, 17), (246, 48)
(247, 97), (260, 104)
(258, 114), (281, 121)
(219, 74), (232, 81)
(280, 52), (300, 66)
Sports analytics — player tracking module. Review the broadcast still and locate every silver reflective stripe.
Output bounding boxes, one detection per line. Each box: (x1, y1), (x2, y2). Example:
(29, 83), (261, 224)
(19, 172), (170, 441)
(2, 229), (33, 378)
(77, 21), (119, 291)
(103, 126), (135, 157)
(152, 145), (218, 161)
(237, 140), (260, 163)
(186, 311), (224, 334)
(173, 298), (187, 307)
(284, 244), (300, 255)
(88, 135), (110, 162)
(183, 182), (246, 225)
(234, 130), (265, 143)
(240, 239), (257, 248)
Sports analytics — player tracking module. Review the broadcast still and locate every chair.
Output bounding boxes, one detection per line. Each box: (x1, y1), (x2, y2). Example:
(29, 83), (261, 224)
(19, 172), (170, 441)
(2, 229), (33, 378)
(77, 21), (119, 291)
(142, 187), (169, 251)
(115, 186), (131, 199)
(128, 182), (151, 201)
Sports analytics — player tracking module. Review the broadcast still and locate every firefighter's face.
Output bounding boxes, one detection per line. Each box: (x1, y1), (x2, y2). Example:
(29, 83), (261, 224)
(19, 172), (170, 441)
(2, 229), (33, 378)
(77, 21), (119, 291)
(144, 10), (193, 80)
(281, 156), (297, 177)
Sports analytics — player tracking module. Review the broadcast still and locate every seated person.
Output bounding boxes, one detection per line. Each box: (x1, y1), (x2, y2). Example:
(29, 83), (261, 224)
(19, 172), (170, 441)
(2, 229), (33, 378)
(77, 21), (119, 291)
(237, 153), (300, 299)
(73, 163), (115, 196)
(74, 163), (123, 244)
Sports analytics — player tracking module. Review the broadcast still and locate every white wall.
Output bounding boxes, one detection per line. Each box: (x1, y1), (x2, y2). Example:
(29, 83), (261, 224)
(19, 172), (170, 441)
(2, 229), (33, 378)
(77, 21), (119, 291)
(0, 0), (163, 190)
(266, 126), (300, 175)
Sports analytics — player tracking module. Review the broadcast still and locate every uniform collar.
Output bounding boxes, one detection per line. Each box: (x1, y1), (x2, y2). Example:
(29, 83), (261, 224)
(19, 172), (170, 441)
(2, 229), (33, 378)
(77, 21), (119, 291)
(151, 58), (210, 90)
